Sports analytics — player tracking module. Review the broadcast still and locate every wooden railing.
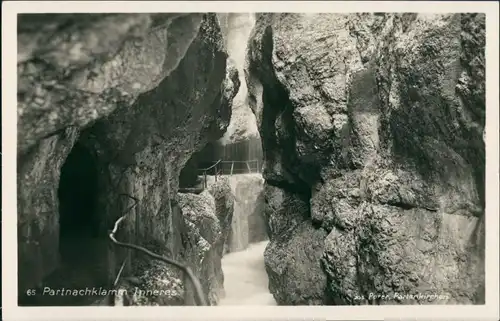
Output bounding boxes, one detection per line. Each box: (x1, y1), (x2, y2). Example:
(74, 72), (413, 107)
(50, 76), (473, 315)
(108, 194), (207, 306)
(221, 160), (261, 175)
(198, 159), (222, 188)
(198, 159), (263, 188)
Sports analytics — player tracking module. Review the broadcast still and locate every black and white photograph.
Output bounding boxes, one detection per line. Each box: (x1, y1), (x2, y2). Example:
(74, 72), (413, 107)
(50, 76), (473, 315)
(2, 1), (499, 320)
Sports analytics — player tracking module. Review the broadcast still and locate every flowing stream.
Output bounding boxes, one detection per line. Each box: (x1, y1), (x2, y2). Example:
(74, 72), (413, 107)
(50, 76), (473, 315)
(219, 241), (276, 305)
(213, 13), (276, 306)
(210, 173), (276, 305)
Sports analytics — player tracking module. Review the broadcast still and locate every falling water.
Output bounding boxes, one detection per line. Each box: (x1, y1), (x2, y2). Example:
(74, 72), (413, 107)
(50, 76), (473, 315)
(216, 173), (273, 305)
(219, 241), (276, 306)
(205, 172), (275, 305)
(225, 173), (267, 252)
(214, 13), (275, 306)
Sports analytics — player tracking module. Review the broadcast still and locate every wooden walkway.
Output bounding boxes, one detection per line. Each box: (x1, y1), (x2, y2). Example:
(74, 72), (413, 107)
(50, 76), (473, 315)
(198, 159), (262, 188)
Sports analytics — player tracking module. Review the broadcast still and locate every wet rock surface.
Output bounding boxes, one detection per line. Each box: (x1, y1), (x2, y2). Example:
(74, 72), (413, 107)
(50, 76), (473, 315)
(217, 13), (260, 145)
(112, 179), (234, 307)
(17, 13), (239, 305)
(247, 13), (485, 305)
(226, 174), (268, 252)
(177, 180), (234, 306)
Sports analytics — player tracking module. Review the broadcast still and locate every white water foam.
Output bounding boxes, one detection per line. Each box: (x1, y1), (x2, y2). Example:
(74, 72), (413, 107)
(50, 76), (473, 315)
(227, 173), (264, 252)
(219, 241), (276, 305)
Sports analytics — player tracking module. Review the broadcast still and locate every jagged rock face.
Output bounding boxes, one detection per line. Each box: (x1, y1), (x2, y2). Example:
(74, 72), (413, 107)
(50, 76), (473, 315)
(18, 13), (205, 154)
(17, 13), (239, 304)
(113, 178), (234, 306)
(263, 184), (328, 305)
(247, 13), (485, 305)
(208, 178), (235, 283)
(177, 178), (234, 306)
(217, 13), (260, 145)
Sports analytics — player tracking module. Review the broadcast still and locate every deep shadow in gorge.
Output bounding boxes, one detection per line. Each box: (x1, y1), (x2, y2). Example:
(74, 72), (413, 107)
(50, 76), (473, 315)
(19, 141), (112, 306)
(17, 12), (244, 308)
(58, 141), (100, 241)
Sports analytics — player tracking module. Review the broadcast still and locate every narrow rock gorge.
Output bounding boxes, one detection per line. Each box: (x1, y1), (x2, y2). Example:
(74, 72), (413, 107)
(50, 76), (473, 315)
(16, 11), (486, 308)
(17, 13), (240, 306)
(246, 13), (485, 305)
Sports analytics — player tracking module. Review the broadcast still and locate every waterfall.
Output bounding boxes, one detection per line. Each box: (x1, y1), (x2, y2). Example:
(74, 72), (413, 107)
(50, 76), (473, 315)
(216, 173), (274, 305)
(226, 173), (267, 252)
(213, 13), (275, 306)
(204, 172), (274, 306)
(219, 241), (276, 306)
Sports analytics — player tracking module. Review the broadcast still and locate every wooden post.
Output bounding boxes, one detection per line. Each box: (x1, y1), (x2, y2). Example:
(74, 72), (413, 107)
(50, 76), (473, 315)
(230, 162), (234, 176)
(215, 164), (218, 182)
(246, 161), (252, 173)
(204, 171), (207, 188)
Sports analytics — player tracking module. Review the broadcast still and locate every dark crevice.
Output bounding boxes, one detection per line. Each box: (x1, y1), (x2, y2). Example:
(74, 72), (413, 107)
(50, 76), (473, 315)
(253, 24), (317, 202)
(265, 178), (312, 201)
(384, 201), (438, 212)
(179, 152), (204, 189)
(58, 141), (100, 241)
(21, 139), (111, 306)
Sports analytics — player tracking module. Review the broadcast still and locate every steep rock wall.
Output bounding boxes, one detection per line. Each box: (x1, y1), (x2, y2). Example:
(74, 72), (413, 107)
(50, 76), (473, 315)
(177, 178), (235, 305)
(246, 13), (485, 305)
(17, 13), (239, 305)
(113, 178), (234, 306)
(217, 13), (260, 145)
